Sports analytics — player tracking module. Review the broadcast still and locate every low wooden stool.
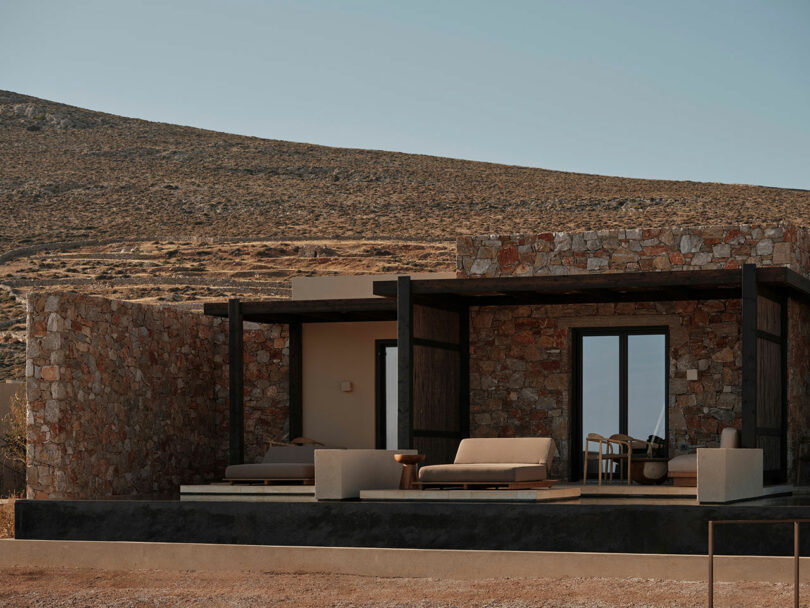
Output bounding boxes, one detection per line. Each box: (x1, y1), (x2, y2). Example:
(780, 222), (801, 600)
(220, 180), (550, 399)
(394, 453), (425, 490)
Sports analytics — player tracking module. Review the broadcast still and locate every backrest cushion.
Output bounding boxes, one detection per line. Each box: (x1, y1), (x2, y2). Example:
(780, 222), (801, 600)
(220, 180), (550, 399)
(719, 427), (740, 449)
(262, 445), (318, 464)
(454, 437), (556, 465)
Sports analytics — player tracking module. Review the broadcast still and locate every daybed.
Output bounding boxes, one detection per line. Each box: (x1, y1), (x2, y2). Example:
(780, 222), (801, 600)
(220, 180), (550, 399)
(225, 441), (322, 484)
(417, 437), (556, 489)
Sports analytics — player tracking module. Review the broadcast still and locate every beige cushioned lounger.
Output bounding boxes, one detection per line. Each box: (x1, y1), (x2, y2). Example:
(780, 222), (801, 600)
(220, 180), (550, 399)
(225, 445), (318, 481)
(418, 437), (556, 484)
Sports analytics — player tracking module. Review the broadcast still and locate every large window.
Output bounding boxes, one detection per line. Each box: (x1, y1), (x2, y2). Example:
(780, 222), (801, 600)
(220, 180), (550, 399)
(575, 328), (668, 472)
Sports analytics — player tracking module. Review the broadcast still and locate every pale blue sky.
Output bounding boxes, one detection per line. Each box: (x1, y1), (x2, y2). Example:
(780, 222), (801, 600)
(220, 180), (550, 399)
(2, 0), (808, 189)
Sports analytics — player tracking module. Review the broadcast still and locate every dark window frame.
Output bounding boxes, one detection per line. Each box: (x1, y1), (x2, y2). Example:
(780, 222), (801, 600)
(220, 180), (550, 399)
(571, 326), (670, 480)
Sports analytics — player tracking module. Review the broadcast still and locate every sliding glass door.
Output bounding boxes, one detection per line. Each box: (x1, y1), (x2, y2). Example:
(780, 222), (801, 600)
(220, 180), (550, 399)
(575, 327), (668, 477)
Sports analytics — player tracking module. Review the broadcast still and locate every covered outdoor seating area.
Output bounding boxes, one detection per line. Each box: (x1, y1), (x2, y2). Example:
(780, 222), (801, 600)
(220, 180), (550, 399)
(198, 264), (810, 505)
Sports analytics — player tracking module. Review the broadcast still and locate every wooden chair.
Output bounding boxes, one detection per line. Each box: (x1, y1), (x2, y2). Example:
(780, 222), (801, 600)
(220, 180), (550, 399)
(583, 433), (616, 486)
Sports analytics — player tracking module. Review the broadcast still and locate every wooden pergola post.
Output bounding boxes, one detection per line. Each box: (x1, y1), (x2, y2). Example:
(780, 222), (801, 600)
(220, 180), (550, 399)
(288, 322), (303, 441)
(397, 276), (413, 449)
(228, 298), (244, 465)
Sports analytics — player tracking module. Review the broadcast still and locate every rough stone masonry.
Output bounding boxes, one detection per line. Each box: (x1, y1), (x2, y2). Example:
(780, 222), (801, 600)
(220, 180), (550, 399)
(25, 292), (288, 499)
(462, 223), (810, 481)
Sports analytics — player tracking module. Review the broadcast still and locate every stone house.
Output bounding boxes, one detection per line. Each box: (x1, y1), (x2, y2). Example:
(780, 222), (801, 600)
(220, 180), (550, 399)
(24, 222), (810, 498)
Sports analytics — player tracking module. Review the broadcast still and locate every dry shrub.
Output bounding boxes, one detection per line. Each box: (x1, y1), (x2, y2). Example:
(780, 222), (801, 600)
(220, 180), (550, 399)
(0, 496), (14, 538)
(1, 391), (26, 468)
(1, 391), (26, 498)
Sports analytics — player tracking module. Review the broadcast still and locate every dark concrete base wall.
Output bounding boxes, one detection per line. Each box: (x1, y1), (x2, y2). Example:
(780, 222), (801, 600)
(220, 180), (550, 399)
(15, 499), (810, 556)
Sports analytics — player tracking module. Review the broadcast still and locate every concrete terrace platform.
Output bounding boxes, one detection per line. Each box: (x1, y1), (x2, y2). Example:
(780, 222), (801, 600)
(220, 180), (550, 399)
(179, 484), (316, 502)
(14, 497), (810, 555)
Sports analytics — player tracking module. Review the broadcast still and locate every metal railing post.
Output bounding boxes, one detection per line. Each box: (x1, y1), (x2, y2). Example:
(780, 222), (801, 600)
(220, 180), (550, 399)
(708, 520), (714, 608)
(795, 521), (800, 608)
(708, 519), (805, 608)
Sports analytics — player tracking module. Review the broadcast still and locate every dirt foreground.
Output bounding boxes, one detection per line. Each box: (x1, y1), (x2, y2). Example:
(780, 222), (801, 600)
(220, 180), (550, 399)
(0, 568), (805, 607)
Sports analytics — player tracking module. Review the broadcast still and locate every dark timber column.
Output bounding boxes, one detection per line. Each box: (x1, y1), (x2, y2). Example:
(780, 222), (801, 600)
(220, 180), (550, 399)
(397, 276), (413, 449)
(228, 298), (245, 465)
(741, 264), (758, 449)
(288, 322), (303, 441)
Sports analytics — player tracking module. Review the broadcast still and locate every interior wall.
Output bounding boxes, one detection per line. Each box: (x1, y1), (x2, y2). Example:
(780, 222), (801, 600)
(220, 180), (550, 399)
(292, 272), (455, 300)
(302, 321), (396, 448)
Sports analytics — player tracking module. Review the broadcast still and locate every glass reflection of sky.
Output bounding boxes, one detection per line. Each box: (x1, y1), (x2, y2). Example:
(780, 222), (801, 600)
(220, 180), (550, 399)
(581, 333), (666, 449)
(582, 336), (620, 448)
(628, 334), (666, 441)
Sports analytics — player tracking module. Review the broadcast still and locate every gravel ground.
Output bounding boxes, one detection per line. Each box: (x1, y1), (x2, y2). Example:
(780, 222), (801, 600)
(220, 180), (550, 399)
(0, 568), (805, 607)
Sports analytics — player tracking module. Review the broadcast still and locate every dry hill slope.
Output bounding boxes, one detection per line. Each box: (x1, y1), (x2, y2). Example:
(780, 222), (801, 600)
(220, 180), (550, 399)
(2, 89), (809, 253)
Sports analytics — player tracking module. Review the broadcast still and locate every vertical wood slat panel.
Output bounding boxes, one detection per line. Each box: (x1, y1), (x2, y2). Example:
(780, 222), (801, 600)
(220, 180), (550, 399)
(413, 346), (460, 432)
(414, 436), (460, 467)
(757, 435), (782, 472)
(755, 292), (785, 478)
(757, 338), (782, 431)
(758, 296), (782, 336)
(410, 297), (466, 465)
(413, 304), (460, 344)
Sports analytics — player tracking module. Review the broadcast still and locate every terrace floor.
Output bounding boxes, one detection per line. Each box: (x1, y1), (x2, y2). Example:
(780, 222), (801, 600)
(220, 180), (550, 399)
(178, 481), (792, 505)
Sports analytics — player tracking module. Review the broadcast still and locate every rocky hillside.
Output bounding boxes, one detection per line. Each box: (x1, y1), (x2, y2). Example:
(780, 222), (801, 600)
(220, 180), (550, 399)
(2, 90), (809, 252)
(1, 89), (809, 381)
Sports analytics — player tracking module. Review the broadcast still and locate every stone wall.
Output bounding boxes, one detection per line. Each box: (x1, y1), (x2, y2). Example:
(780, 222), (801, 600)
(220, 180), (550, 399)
(469, 300), (742, 478)
(458, 223), (808, 278)
(788, 298), (810, 485)
(26, 293), (288, 499)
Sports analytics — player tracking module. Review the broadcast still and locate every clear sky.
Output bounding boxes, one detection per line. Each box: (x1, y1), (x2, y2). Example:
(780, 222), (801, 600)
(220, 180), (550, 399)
(2, 0), (808, 189)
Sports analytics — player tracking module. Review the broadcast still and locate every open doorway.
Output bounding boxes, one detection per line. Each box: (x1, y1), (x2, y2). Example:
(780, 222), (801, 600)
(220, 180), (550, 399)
(375, 339), (398, 449)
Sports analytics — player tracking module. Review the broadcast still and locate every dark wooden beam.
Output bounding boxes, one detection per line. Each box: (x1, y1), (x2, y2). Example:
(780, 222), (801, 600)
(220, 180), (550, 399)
(397, 276), (413, 450)
(452, 289), (742, 308)
(374, 269), (746, 298)
(288, 322), (303, 441)
(780, 268), (810, 303)
(741, 264), (758, 450)
(204, 298), (396, 323)
(228, 298), (245, 466)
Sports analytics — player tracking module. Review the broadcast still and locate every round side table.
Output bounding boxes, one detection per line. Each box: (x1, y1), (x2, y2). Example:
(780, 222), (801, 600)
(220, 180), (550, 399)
(630, 457), (669, 485)
(394, 453), (425, 490)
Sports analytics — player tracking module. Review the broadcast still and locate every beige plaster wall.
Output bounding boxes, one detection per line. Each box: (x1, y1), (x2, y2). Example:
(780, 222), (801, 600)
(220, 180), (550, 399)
(302, 321), (396, 448)
(292, 272), (455, 300)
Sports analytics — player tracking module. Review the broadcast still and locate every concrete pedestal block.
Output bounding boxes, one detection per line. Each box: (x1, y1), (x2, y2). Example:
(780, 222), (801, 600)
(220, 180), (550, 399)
(697, 448), (763, 504)
(315, 449), (417, 500)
